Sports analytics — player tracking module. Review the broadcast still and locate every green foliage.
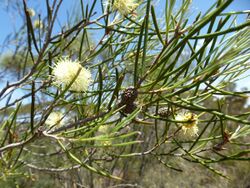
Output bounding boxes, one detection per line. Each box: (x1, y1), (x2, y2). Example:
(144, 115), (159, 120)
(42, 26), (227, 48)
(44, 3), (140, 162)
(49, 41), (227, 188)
(0, 0), (250, 187)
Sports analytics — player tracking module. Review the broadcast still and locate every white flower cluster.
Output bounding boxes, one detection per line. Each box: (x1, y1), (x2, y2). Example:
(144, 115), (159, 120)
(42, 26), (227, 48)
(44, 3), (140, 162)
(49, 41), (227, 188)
(52, 57), (92, 92)
(33, 19), (43, 29)
(27, 8), (35, 17)
(112, 0), (138, 16)
(175, 112), (199, 137)
(45, 112), (65, 128)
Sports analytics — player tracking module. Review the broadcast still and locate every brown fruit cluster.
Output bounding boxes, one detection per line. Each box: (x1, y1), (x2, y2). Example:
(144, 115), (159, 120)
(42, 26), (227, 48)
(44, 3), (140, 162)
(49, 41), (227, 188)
(158, 107), (170, 117)
(119, 86), (138, 114)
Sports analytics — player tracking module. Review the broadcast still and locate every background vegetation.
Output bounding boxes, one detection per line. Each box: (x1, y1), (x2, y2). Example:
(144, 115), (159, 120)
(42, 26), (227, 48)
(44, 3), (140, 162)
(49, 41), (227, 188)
(0, 0), (250, 187)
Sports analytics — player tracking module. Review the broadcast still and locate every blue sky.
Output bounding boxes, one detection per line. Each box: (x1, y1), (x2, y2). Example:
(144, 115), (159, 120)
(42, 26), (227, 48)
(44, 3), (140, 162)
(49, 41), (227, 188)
(0, 0), (249, 47)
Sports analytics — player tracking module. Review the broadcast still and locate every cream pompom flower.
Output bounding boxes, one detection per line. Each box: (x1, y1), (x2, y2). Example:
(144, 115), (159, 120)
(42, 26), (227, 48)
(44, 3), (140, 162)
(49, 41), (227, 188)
(33, 19), (43, 29)
(112, 0), (138, 16)
(45, 112), (65, 128)
(27, 8), (35, 17)
(175, 112), (199, 137)
(98, 125), (109, 134)
(52, 57), (92, 92)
